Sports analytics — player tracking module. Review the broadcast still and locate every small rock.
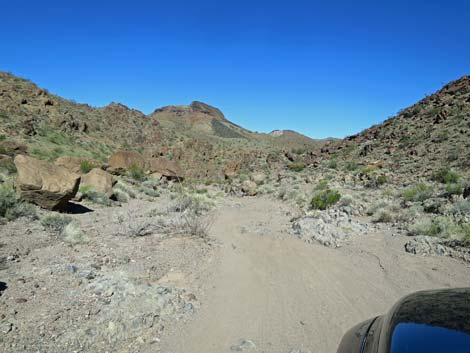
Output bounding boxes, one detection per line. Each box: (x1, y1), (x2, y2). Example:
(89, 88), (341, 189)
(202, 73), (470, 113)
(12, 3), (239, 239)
(231, 339), (256, 351)
(66, 264), (78, 274)
(0, 321), (13, 334)
(77, 270), (95, 280)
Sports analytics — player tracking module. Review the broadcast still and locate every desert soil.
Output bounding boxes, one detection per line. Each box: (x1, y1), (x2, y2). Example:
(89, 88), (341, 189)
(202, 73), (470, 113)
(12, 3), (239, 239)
(159, 197), (470, 353)
(1, 196), (470, 353)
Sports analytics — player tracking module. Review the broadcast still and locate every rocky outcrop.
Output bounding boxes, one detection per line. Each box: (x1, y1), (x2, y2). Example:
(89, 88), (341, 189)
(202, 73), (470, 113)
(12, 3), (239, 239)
(190, 101), (226, 120)
(81, 168), (116, 197)
(14, 155), (80, 210)
(108, 151), (145, 175)
(54, 156), (99, 174)
(405, 236), (470, 263)
(146, 158), (183, 180)
(292, 210), (370, 248)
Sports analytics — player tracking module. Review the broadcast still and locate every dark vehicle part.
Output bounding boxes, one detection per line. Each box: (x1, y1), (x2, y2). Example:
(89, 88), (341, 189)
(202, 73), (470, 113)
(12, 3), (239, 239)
(337, 288), (470, 353)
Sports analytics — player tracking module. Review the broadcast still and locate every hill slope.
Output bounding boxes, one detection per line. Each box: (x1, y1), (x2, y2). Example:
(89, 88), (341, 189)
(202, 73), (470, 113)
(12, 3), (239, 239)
(323, 76), (470, 177)
(0, 71), (325, 178)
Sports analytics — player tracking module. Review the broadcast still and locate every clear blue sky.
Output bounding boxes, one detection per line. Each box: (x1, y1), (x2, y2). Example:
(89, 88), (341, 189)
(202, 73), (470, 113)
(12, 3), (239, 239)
(1, 1), (469, 138)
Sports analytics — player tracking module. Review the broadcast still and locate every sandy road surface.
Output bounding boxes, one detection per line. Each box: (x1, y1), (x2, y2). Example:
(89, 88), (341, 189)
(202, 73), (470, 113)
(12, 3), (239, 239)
(159, 197), (470, 353)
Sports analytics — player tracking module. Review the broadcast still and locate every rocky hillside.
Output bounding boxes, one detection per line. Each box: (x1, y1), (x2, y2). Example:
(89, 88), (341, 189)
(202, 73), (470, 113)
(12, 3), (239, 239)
(322, 76), (470, 178)
(0, 71), (325, 179)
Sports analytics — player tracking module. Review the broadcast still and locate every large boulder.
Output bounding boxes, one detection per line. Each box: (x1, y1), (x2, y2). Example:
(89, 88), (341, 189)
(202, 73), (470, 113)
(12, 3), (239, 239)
(14, 155), (80, 210)
(54, 156), (99, 174)
(146, 158), (183, 180)
(81, 168), (117, 197)
(108, 150), (145, 175)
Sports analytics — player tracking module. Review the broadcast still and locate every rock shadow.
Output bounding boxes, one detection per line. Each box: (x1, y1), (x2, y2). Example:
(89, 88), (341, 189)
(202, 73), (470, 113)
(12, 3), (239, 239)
(63, 202), (94, 215)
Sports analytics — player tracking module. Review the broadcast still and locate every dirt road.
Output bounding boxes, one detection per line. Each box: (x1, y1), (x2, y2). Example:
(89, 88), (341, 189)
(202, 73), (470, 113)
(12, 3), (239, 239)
(160, 197), (470, 353)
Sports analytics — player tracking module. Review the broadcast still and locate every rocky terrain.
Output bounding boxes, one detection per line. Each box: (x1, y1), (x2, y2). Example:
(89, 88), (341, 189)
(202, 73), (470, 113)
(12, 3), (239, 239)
(0, 72), (469, 353)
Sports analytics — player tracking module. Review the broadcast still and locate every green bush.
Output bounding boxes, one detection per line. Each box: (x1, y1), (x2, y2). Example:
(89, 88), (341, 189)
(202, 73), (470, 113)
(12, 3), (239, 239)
(0, 183), (17, 217)
(451, 200), (470, 214)
(445, 183), (463, 196)
(79, 160), (96, 174)
(0, 183), (37, 220)
(433, 167), (460, 184)
(314, 179), (329, 191)
(408, 216), (470, 243)
(0, 156), (16, 174)
(376, 175), (388, 186)
(5, 202), (37, 221)
(128, 163), (146, 181)
(288, 162), (305, 172)
(115, 182), (136, 199)
(345, 161), (358, 171)
(310, 188), (341, 210)
(403, 183), (432, 202)
(327, 159), (337, 169)
(62, 221), (89, 244)
(41, 214), (73, 233)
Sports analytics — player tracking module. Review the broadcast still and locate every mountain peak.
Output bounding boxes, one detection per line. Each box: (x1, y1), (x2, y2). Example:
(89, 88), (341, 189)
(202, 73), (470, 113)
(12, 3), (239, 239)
(189, 101), (225, 120)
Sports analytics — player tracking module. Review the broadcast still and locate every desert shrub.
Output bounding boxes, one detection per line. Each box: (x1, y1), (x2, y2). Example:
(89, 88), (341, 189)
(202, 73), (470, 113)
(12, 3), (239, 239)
(79, 160), (96, 174)
(41, 214), (73, 233)
(170, 193), (214, 215)
(288, 162), (305, 172)
(345, 161), (358, 171)
(451, 200), (470, 215)
(403, 183), (432, 202)
(118, 203), (213, 239)
(314, 179), (329, 191)
(433, 167), (460, 184)
(310, 188), (341, 210)
(165, 211), (213, 238)
(376, 175), (388, 185)
(327, 158), (337, 169)
(277, 187), (287, 201)
(291, 148), (306, 155)
(127, 163), (146, 181)
(366, 201), (388, 216)
(139, 185), (160, 197)
(138, 179), (160, 197)
(408, 216), (470, 242)
(338, 195), (353, 207)
(0, 183), (37, 220)
(360, 165), (377, 176)
(5, 202), (37, 221)
(62, 221), (89, 244)
(0, 183), (17, 218)
(408, 217), (446, 237)
(113, 189), (129, 203)
(238, 173), (249, 182)
(115, 182), (136, 199)
(445, 183), (463, 196)
(0, 158), (17, 175)
(117, 211), (155, 237)
(373, 210), (394, 223)
(79, 186), (111, 206)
